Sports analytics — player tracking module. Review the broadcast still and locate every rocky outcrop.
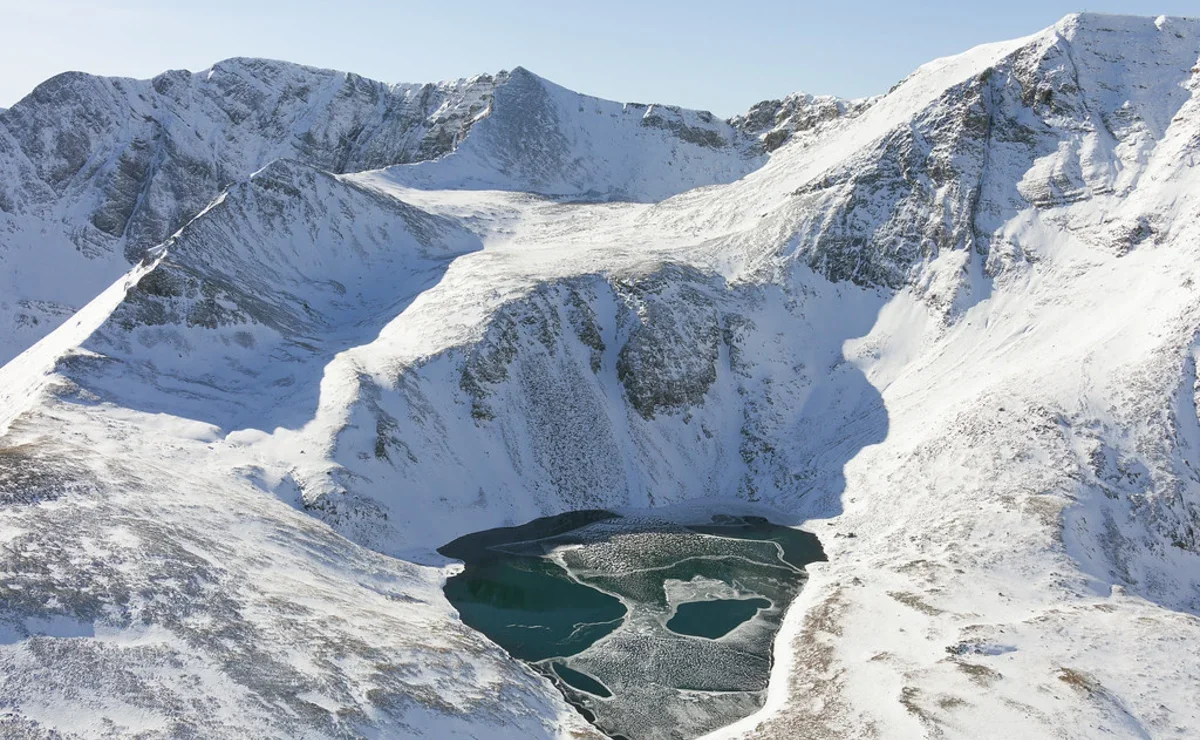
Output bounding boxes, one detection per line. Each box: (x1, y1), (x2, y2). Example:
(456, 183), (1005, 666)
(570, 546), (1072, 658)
(765, 12), (1200, 312)
(732, 92), (874, 151)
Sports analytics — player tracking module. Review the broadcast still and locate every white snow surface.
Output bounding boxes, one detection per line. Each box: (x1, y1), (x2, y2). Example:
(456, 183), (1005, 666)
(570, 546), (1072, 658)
(3, 11), (1200, 740)
(0, 60), (759, 367)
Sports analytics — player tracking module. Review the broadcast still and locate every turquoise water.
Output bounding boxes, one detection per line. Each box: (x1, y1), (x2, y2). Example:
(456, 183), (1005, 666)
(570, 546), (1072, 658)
(440, 510), (825, 740)
(666, 597), (772, 639)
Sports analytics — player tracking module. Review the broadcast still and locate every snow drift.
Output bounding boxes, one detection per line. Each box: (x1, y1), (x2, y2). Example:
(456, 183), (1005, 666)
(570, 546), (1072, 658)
(2, 12), (1200, 740)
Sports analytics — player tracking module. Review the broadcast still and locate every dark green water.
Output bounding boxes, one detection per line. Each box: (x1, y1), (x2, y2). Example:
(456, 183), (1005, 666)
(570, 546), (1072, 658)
(552, 662), (613, 697)
(667, 597), (771, 639)
(441, 556), (625, 661)
(440, 510), (825, 740)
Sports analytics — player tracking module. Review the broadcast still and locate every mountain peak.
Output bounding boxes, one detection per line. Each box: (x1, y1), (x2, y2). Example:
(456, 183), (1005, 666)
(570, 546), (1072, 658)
(204, 55), (328, 74)
(7, 14), (1200, 740)
(1044, 11), (1200, 47)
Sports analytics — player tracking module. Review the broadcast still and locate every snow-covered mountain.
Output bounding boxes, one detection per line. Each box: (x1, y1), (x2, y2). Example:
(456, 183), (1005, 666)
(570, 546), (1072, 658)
(4, 11), (1200, 740)
(0, 60), (764, 366)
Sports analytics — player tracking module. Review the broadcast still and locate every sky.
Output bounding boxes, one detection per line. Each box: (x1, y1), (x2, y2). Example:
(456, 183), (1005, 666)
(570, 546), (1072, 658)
(1, 1), (1197, 116)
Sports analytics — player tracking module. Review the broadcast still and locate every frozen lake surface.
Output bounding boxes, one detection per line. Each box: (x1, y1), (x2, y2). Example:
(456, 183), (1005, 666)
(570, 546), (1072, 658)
(440, 510), (825, 739)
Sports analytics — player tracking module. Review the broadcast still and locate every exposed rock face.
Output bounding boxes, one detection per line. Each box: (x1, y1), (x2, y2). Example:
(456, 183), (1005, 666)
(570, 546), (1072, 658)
(730, 12), (1200, 316)
(732, 92), (875, 151)
(614, 266), (724, 420)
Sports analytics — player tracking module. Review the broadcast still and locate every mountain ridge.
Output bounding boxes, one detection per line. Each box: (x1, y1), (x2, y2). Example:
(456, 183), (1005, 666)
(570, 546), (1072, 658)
(4, 12), (1200, 740)
(0, 56), (837, 366)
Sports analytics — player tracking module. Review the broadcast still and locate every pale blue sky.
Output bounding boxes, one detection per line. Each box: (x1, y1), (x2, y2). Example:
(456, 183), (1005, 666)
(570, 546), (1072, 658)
(1, 1), (1196, 116)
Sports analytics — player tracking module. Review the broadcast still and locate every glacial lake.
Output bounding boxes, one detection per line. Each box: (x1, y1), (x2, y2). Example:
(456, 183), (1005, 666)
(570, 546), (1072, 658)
(440, 509), (825, 740)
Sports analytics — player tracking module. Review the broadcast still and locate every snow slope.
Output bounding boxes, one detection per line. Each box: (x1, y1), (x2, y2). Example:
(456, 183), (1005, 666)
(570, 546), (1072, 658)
(3, 11), (1200, 740)
(382, 66), (764, 199)
(0, 60), (762, 366)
